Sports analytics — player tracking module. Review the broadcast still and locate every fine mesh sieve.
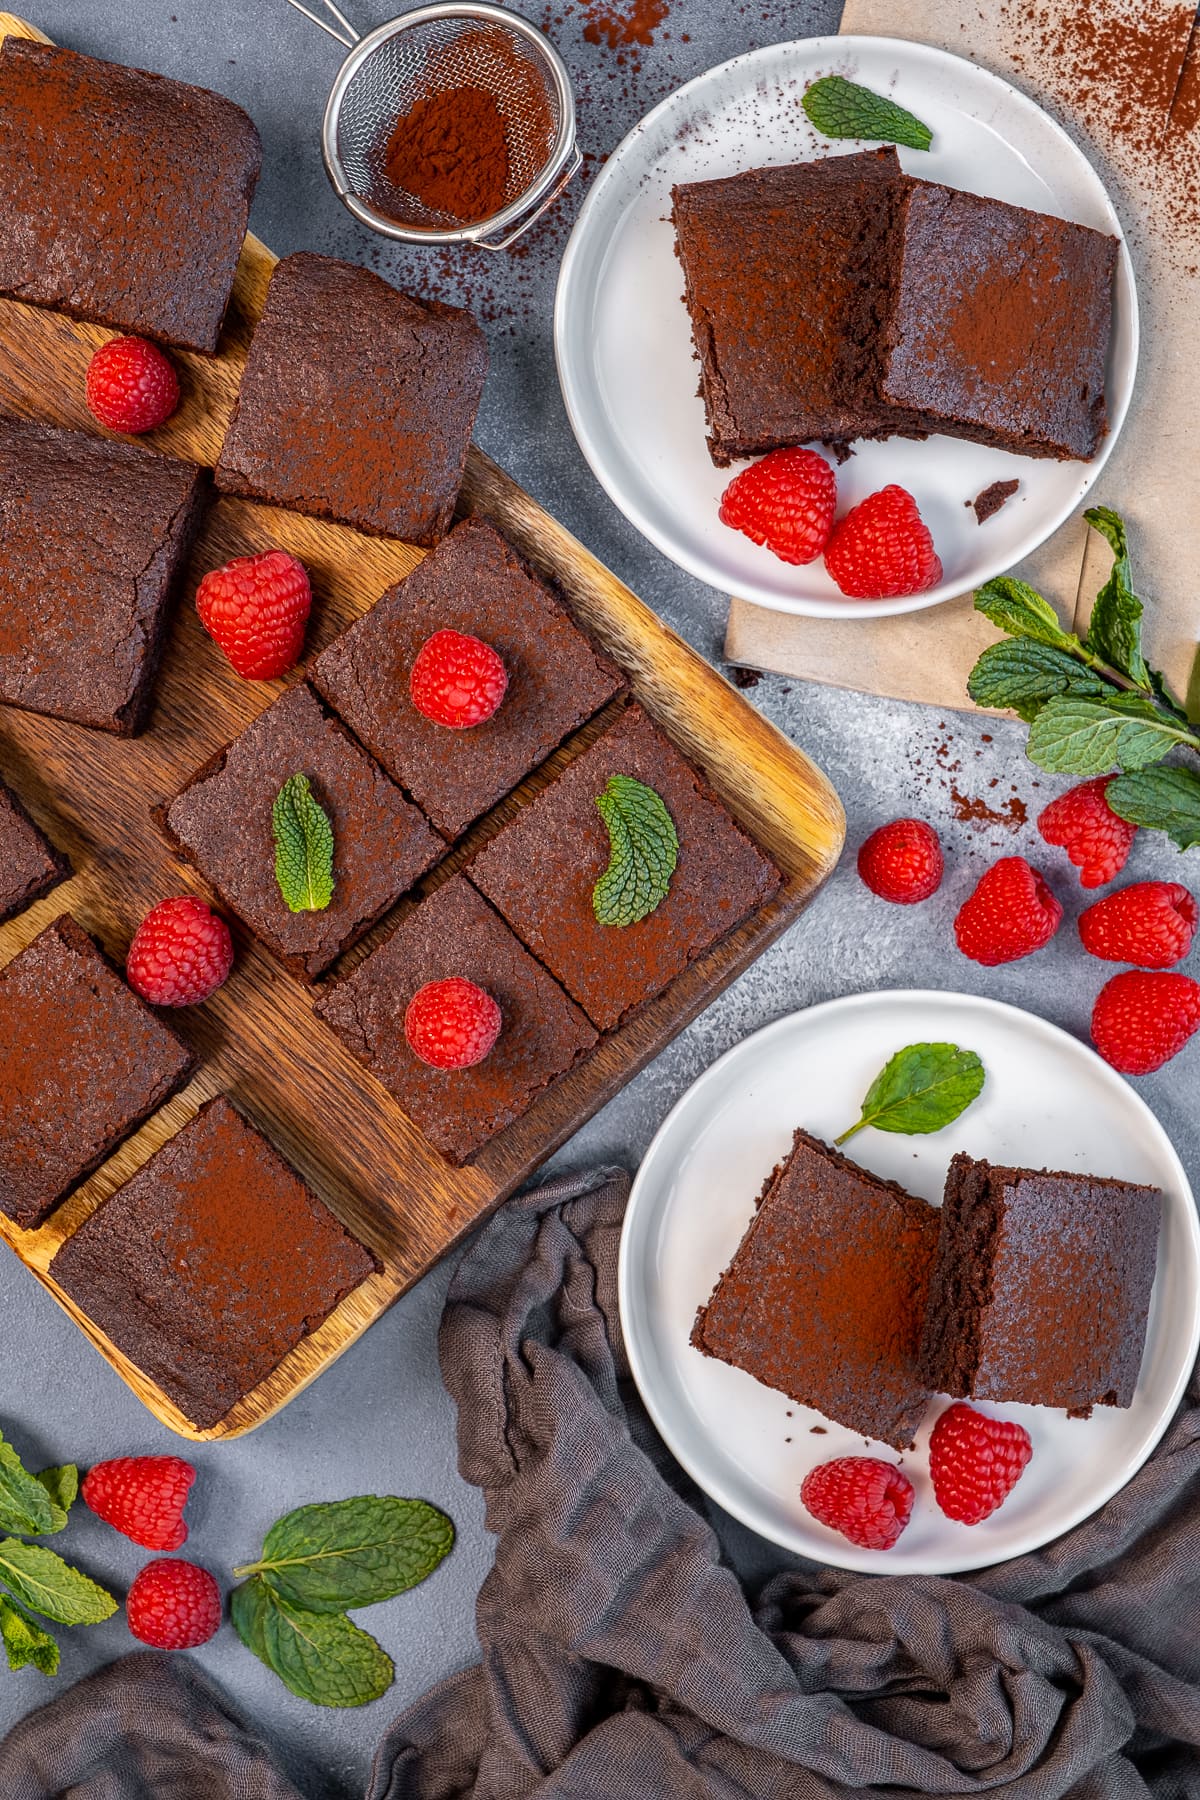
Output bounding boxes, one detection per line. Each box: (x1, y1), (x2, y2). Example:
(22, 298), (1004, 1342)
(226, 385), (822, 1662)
(282, 0), (580, 248)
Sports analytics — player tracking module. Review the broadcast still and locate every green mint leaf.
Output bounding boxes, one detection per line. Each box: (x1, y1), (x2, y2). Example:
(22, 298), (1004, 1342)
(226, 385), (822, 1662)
(593, 775), (678, 928)
(1083, 506), (1151, 690)
(235, 1496), (454, 1614)
(836, 1043), (986, 1147)
(0, 1596), (59, 1676)
(966, 639), (1110, 722)
(1108, 765), (1200, 851)
(1026, 696), (1200, 777)
(273, 774), (335, 914)
(973, 576), (1080, 652)
(0, 1539), (116, 1626)
(233, 1577), (393, 1709)
(0, 1434), (56, 1538)
(801, 75), (932, 150)
(34, 1466), (78, 1534)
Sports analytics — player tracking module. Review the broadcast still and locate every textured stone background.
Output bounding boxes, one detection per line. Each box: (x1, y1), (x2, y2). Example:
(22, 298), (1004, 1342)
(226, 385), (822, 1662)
(2, 3), (1197, 1792)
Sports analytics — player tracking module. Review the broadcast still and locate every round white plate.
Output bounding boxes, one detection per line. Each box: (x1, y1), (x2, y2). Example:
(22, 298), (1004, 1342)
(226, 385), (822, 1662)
(618, 991), (1198, 1574)
(556, 37), (1138, 620)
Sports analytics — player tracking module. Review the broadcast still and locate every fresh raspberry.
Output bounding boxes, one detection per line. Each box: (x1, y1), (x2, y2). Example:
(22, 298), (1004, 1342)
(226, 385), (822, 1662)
(82, 1456), (196, 1551)
(928, 1402), (1032, 1525)
(1079, 882), (1198, 969)
(1037, 776), (1137, 888)
(800, 1457), (914, 1550)
(405, 977), (501, 1069)
(823, 485), (942, 599)
(85, 335), (180, 434)
(857, 818), (944, 904)
(126, 1559), (221, 1650)
(1091, 970), (1200, 1075)
(718, 447), (837, 566)
(954, 857), (1063, 965)
(196, 550), (311, 680)
(126, 896), (233, 1006)
(409, 629), (508, 728)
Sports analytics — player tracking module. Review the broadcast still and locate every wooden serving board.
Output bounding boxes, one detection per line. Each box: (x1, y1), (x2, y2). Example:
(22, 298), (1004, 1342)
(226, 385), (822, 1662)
(0, 13), (844, 1439)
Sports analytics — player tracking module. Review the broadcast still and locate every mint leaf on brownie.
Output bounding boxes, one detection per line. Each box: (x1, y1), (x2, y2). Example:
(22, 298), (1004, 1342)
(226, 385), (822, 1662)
(593, 775), (679, 928)
(273, 772), (335, 914)
(801, 75), (932, 151)
(836, 1043), (985, 1146)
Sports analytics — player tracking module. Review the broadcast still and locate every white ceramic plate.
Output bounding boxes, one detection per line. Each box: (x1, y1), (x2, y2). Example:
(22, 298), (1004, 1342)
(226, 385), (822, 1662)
(618, 991), (1198, 1574)
(555, 36), (1138, 620)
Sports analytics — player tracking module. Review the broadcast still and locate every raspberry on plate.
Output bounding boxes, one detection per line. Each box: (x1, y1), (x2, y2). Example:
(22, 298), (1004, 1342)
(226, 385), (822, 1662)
(1079, 882), (1198, 969)
(196, 549), (312, 681)
(1037, 776), (1137, 888)
(126, 1559), (221, 1650)
(1091, 970), (1200, 1075)
(800, 1456), (914, 1550)
(719, 447), (837, 566)
(823, 484), (942, 599)
(858, 818), (943, 904)
(82, 1455), (196, 1551)
(404, 977), (502, 1070)
(409, 628), (508, 729)
(85, 336), (180, 435)
(928, 1402), (1032, 1525)
(126, 896), (233, 1007)
(955, 857), (1063, 966)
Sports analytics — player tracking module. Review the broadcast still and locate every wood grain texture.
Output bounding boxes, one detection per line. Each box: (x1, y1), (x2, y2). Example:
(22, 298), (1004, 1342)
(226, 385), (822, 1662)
(0, 12), (845, 1439)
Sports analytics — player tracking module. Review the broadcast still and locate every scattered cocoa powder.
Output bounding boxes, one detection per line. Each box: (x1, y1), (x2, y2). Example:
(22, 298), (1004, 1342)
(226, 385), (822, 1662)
(950, 786), (1029, 831)
(581, 0), (669, 53)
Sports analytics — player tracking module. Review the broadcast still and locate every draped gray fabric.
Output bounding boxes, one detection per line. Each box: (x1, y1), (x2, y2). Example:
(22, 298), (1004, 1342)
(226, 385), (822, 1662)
(4, 1166), (1200, 1799)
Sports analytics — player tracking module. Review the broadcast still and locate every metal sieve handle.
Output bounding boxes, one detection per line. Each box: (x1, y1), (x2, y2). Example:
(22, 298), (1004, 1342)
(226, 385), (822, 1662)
(282, 0), (360, 50)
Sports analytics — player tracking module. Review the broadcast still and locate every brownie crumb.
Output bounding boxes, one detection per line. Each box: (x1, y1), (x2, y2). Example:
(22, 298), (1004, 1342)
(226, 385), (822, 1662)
(826, 440), (856, 465)
(970, 478), (1020, 523)
(730, 666), (763, 690)
(810, 1425), (827, 1435)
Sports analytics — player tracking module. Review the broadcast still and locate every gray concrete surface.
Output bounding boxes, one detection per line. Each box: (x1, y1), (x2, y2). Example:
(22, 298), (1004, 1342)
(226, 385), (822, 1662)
(3, 3), (1198, 1793)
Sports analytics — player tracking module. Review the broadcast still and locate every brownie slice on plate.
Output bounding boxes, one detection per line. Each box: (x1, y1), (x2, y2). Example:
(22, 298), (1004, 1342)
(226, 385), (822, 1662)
(214, 253), (488, 544)
(0, 778), (70, 926)
(49, 1095), (379, 1431)
(692, 1130), (939, 1449)
(919, 1152), (1161, 1413)
(311, 517), (626, 838)
(161, 683), (442, 983)
(0, 915), (195, 1231)
(0, 39), (261, 353)
(0, 417), (205, 735)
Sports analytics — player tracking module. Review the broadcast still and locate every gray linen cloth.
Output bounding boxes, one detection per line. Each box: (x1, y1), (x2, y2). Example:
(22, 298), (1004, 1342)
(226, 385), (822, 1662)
(4, 1166), (1200, 1798)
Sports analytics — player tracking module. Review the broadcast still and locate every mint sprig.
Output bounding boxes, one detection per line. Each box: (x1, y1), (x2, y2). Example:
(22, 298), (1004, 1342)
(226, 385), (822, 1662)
(801, 75), (932, 151)
(0, 1432), (111, 1679)
(836, 1043), (985, 1147)
(273, 773), (335, 914)
(593, 775), (679, 927)
(1108, 766), (1200, 851)
(0, 1597), (58, 1677)
(0, 1540), (115, 1627)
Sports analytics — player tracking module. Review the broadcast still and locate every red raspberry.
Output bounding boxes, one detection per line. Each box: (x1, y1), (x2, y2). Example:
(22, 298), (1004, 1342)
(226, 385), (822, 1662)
(718, 447), (837, 566)
(1091, 970), (1200, 1075)
(1037, 776), (1137, 888)
(126, 1559), (221, 1650)
(405, 977), (501, 1069)
(85, 335), (180, 434)
(955, 857), (1063, 966)
(126, 896), (233, 1006)
(928, 1402), (1032, 1525)
(800, 1456), (913, 1550)
(409, 629), (508, 728)
(858, 818), (943, 904)
(1079, 882), (1198, 969)
(823, 485), (942, 599)
(82, 1456), (196, 1551)
(196, 550), (311, 680)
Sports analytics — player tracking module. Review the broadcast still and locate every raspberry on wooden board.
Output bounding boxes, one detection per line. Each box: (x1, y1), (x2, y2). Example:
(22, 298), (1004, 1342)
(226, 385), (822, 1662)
(85, 336), (180, 434)
(126, 897), (233, 1007)
(196, 550), (312, 681)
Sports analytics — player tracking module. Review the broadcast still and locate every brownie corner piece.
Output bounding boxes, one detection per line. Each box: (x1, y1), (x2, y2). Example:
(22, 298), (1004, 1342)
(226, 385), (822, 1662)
(0, 780), (70, 925)
(47, 1094), (378, 1430)
(214, 252), (488, 543)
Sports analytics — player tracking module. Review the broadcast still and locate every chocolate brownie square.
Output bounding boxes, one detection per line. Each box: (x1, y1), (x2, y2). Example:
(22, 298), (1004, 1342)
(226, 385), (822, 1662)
(161, 684), (442, 982)
(0, 39), (261, 353)
(314, 876), (596, 1165)
(880, 183), (1118, 460)
(468, 703), (781, 1031)
(214, 253), (488, 544)
(48, 1095), (379, 1430)
(0, 915), (195, 1231)
(311, 518), (626, 838)
(919, 1153), (1162, 1413)
(0, 417), (206, 735)
(692, 1131), (939, 1449)
(671, 149), (920, 463)
(0, 778), (69, 925)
